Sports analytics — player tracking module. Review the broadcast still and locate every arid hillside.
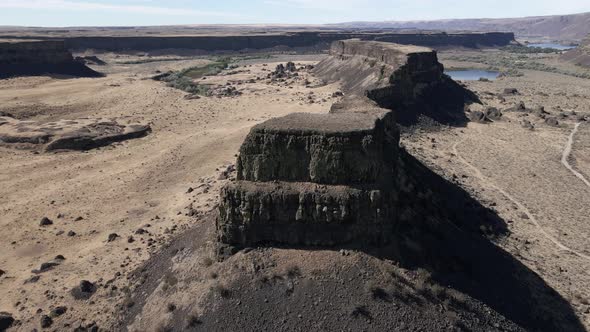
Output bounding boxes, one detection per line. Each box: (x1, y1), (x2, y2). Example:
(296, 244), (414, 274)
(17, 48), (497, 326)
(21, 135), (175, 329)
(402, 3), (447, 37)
(561, 34), (590, 66)
(334, 12), (590, 41)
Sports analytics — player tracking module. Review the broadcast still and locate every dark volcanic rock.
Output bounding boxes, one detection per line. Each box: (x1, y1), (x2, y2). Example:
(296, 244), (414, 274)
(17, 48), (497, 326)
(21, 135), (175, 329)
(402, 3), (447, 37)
(503, 88), (519, 95)
(49, 306), (67, 318)
(39, 217), (53, 226)
(218, 181), (395, 247)
(19, 32), (514, 53)
(219, 40), (481, 249)
(0, 40), (102, 79)
(36, 261), (60, 273)
(71, 280), (97, 300)
(485, 107), (503, 120)
(468, 111), (488, 123)
(40, 315), (53, 328)
(0, 312), (15, 331)
(107, 233), (119, 242)
(314, 39), (477, 126)
(545, 117), (560, 127)
(236, 112), (397, 185)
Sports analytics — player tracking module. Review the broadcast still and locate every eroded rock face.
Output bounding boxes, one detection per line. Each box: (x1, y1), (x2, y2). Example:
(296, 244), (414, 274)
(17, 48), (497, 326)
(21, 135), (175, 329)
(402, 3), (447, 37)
(236, 112), (398, 185)
(314, 39), (477, 126)
(0, 116), (150, 151)
(0, 40), (102, 79)
(218, 181), (395, 247)
(217, 40), (479, 250)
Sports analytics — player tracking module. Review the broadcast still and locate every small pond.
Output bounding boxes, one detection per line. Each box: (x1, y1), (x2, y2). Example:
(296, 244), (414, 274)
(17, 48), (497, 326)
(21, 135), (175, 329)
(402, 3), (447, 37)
(445, 70), (500, 81)
(527, 43), (576, 50)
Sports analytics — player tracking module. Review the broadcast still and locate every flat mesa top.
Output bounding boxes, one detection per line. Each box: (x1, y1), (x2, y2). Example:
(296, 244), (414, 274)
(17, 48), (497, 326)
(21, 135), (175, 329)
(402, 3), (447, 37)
(337, 39), (433, 54)
(253, 112), (385, 134)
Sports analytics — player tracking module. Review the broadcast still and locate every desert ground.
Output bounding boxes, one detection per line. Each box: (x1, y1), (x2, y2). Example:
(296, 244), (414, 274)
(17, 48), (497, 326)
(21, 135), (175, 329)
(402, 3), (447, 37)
(1, 47), (589, 331)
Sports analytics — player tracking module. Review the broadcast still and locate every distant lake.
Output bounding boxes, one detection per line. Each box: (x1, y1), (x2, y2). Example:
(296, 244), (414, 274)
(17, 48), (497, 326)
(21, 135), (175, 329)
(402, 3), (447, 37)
(446, 70), (500, 81)
(527, 43), (576, 50)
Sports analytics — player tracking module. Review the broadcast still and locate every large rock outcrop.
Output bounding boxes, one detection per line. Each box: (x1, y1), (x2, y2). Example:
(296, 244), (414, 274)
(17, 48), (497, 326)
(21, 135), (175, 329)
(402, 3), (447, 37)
(219, 111), (399, 248)
(235, 112), (397, 185)
(0, 40), (102, 79)
(217, 40), (479, 250)
(315, 39), (477, 126)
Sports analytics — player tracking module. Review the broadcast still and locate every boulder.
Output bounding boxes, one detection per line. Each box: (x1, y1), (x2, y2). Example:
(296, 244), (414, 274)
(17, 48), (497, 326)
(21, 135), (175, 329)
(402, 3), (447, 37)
(521, 120), (534, 130)
(218, 181), (394, 247)
(0, 312), (15, 331)
(545, 117), (560, 127)
(468, 111), (488, 123)
(485, 107), (503, 120)
(503, 88), (519, 95)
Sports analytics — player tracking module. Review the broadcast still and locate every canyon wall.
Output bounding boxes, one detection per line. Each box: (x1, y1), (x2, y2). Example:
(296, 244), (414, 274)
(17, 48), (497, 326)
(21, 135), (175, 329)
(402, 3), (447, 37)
(0, 40), (101, 78)
(1, 32), (515, 53)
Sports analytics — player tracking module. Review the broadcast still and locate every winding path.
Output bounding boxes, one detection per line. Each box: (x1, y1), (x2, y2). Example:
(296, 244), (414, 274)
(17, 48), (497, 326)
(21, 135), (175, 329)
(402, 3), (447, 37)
(452, 137), (590, 261)
(561, 122), (590, 188)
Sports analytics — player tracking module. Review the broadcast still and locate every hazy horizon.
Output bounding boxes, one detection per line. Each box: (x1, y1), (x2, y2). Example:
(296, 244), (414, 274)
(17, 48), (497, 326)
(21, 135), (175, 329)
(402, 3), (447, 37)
(1, 0), (590, 27)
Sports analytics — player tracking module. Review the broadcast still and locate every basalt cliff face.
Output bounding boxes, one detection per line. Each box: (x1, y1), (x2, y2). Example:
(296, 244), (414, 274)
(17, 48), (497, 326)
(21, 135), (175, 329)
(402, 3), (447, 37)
(217, 40), (481, 252)
(0, 31), (515, 53)
(0, 40), (101, 78)
(315, 39), (476, 126)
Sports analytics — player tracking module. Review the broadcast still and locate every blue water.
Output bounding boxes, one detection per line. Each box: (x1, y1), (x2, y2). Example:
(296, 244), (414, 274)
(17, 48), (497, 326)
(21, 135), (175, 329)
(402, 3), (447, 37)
(527, 43), (576, 50)
(446, 70), (500, 81)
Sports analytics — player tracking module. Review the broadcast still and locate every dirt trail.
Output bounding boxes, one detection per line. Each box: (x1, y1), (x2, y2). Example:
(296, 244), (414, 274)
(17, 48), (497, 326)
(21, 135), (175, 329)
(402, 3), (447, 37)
(561, 122), (590, 188)
(452, 138), (590, 261)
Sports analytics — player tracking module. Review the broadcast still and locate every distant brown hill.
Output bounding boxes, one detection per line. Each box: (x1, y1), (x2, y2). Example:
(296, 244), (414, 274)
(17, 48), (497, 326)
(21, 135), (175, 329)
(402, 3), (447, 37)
(561, 34), (590, 66)
(333, 12), (590, 42)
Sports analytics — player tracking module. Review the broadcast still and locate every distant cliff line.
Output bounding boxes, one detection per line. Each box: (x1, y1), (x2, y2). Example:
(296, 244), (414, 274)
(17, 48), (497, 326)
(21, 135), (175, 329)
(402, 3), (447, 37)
(0, 32), (515, 52)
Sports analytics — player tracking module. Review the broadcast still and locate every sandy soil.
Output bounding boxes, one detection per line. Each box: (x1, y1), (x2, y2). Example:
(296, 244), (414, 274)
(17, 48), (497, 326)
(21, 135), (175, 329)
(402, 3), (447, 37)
(0, 54), (339, 331)
(1, 51), (590, 331)
(402, 67), (590, 328)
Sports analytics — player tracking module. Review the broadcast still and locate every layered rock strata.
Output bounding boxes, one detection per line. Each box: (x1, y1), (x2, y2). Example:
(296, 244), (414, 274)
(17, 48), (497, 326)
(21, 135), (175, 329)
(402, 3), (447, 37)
(0, 40), (101, 78)
(219, 112), (399, 248)
(315, 39), (477, 126)
(217, 40), (471, 249)
(0, 32), (515, 53)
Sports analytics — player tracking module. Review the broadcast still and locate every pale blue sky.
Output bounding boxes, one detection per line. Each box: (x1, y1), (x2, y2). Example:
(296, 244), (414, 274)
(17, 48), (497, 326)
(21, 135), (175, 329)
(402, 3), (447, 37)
(1, 0), (590, 27)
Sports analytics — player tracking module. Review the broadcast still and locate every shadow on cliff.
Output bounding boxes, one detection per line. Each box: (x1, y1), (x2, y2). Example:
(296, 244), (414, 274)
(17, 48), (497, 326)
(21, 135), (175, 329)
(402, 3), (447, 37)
(369, 76), (481, 128)
(365, 150), (583, 332)
(258, 149), (583, 332)
(0, 63), (104, 80)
